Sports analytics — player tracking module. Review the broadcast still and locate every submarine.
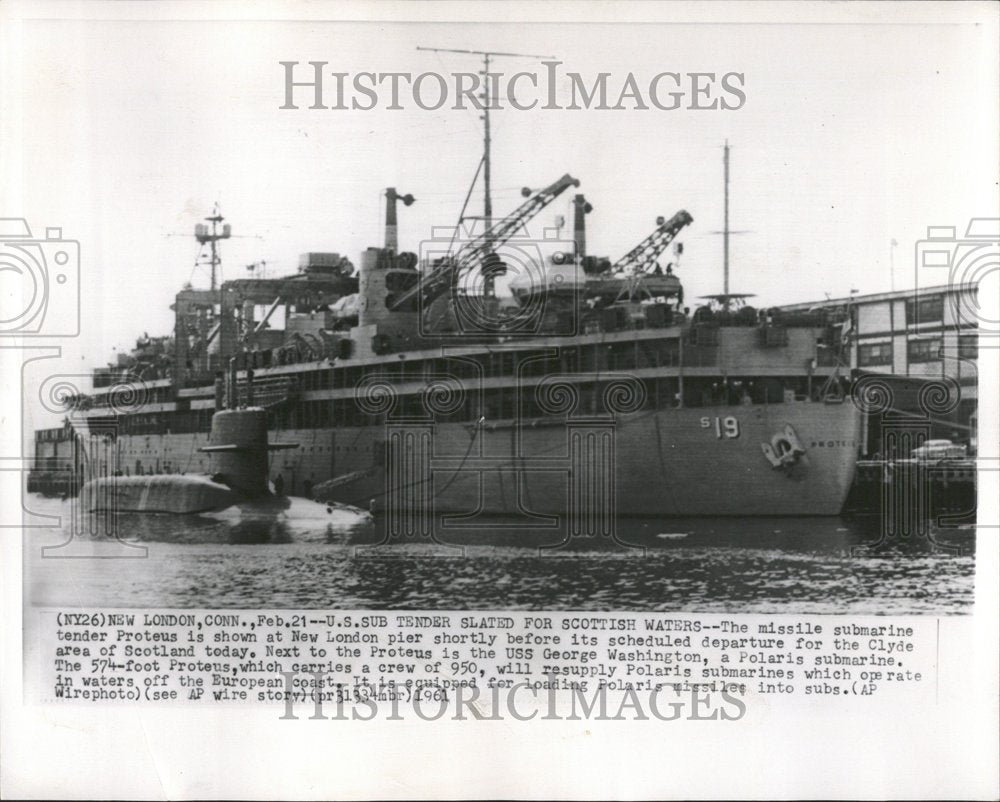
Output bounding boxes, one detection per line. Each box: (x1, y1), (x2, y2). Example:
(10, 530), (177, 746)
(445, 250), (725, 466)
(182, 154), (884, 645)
(80, 395), (373, 530)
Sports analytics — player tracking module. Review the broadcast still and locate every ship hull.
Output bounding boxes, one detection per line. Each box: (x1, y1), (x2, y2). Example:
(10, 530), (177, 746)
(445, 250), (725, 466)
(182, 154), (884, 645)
(104, 400), (860, 518)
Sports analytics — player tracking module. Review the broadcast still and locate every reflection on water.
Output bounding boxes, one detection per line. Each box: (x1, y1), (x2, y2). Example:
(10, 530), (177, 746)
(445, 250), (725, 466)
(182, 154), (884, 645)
(23, 495), (975, 614)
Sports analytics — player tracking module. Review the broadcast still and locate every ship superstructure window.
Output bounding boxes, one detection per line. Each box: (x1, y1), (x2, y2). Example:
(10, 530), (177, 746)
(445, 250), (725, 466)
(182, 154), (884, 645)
(497, 352), (516, 377)
(959, 334), (978, 359)
(606, 342), (637, 370)
(858, 342), (893, 367)
(907, 337), (942, 363)
(905, 295), (943, 326)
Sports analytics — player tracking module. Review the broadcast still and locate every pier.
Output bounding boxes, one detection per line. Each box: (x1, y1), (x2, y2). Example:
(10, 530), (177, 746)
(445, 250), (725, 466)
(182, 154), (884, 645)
(844, 458), (977, 519)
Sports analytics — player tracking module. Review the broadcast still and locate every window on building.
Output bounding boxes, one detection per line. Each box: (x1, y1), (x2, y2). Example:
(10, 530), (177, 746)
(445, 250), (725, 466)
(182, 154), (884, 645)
(959, 334), (978, 359)
(905, 295), (944, 326)
(907, 338), (942, 363)
(858, 342), (893, 367)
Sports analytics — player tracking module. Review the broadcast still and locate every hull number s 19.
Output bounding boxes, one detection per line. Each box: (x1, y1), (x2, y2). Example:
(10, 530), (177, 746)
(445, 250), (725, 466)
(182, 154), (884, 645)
(701, 416), (740, 439)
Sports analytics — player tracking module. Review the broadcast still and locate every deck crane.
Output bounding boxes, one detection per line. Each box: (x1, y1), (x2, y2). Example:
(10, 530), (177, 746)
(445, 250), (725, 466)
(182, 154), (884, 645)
(607, 210), (693, 277)
(387, 173), (580, 312)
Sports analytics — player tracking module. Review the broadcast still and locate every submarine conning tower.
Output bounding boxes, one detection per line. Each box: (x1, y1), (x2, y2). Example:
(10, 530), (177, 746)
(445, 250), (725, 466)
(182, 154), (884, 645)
(205, 408), (271, 497)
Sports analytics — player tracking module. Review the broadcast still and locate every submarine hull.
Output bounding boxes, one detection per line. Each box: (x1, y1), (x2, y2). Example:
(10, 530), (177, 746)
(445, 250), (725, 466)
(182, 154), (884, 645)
(81, 474), (239, 514)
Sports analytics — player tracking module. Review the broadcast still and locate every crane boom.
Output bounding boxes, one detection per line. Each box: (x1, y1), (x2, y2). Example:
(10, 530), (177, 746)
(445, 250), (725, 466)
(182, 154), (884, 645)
(609, 210), (693, 276)
(388, 173), (580, 311)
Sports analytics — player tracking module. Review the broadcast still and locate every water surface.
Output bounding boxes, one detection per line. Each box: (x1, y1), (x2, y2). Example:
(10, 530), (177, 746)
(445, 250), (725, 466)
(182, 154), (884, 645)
(23, 495), (975, 614)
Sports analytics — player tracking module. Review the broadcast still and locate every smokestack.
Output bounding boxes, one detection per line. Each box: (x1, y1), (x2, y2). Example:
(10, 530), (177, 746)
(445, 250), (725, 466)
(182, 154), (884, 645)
(385, 187), (398, 251)
(384, 187), (415, 251)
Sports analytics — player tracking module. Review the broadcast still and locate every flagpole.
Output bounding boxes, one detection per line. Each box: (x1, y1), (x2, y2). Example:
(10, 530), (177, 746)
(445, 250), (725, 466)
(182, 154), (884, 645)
(889, 238), (898, 293)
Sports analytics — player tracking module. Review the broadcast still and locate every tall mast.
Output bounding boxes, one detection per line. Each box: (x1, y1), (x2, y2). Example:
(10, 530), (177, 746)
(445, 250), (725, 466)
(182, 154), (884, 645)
(706, 141), (750, 307)
(416, 46), (555, 296)
(194, 203), (231, 292)
(482, 52), (492, 234)
(210, 216), (220, 291)
(723, 140), (730, 298)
